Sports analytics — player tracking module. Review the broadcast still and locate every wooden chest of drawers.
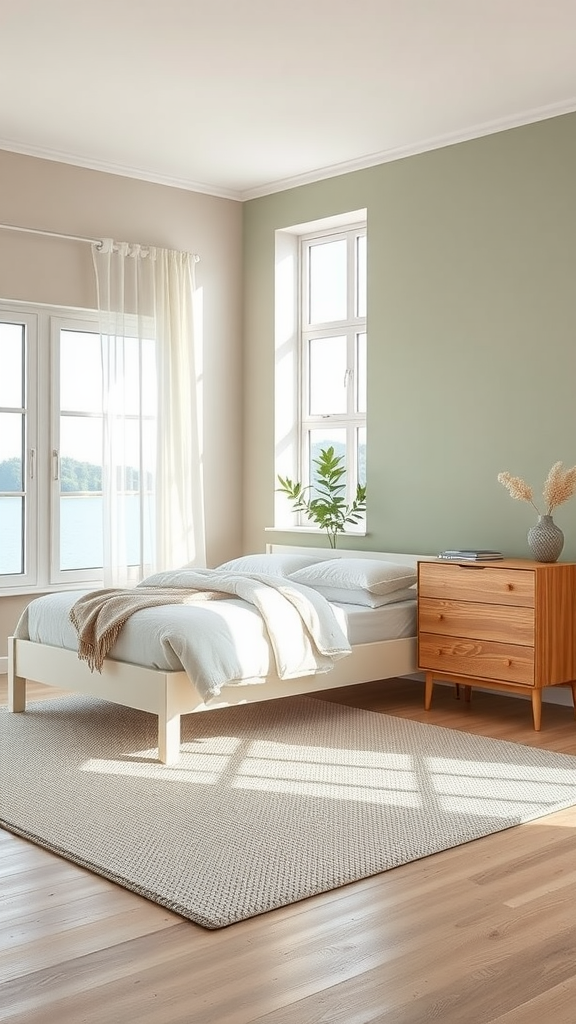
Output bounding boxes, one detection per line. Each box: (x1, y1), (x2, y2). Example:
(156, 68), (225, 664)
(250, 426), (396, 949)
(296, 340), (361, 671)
(417, 558), (576, 730)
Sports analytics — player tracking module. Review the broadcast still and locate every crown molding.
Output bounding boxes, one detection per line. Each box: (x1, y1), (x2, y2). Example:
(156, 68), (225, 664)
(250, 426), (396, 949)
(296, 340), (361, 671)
(1, 97), (575, 204)
(0, 138), (241, 201)
(239, 98), (576, 201)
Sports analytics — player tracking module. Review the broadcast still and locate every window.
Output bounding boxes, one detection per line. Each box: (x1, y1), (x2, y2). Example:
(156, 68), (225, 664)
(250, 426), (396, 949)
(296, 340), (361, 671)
(0, 303), (156, 593)
(274, 213), (367, 531)
(0, 312), (37, 588)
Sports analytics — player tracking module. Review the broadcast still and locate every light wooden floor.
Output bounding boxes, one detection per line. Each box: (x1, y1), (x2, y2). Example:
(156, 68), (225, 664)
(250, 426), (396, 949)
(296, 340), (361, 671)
(3, 674), (576, 1023)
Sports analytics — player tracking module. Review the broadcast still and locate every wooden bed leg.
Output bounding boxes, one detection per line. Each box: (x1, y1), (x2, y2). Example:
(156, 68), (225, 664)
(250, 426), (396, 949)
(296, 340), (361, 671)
(158, 711), (181, 765)
(8, 636), (26, 712)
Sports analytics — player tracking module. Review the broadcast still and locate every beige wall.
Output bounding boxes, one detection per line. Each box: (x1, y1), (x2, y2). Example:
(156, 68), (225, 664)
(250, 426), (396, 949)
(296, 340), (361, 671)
(242, 113), (576, 560)
(0, 149), (243, 657)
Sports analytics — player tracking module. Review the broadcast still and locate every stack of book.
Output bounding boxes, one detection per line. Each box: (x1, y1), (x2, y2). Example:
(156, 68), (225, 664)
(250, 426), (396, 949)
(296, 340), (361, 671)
(438, 549), (504, 561)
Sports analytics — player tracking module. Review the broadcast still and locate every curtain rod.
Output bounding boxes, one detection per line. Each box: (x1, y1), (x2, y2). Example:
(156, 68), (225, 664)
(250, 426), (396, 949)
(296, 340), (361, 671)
(0, 221), (99, 245)
(0, 222), (200, 260)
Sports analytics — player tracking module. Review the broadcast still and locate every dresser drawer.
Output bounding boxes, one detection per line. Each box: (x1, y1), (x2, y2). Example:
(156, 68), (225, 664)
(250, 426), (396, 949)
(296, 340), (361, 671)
(418, 562), (535, 607)
(418, 597), (535, 646)
(418, 633), (535, 685)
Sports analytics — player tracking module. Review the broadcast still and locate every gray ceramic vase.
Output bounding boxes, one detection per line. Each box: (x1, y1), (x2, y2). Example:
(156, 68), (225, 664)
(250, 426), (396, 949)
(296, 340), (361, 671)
(527, 514), (564, 562)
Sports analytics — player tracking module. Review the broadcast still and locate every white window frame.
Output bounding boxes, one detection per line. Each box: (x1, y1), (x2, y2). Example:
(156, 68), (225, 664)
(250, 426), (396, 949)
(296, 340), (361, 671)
(0, 310), (39, 589)
(48, 314), (108, 587)
(273, 211), (367, 534)
(0, 300), (154, 595)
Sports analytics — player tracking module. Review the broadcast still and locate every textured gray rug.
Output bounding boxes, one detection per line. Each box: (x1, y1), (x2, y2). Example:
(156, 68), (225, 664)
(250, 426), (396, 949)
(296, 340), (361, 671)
(3, 694), (576, 929)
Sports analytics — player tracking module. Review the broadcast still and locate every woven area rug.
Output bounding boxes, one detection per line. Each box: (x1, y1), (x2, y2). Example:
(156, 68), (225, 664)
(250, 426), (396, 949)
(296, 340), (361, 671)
(3, 694), (576, 929)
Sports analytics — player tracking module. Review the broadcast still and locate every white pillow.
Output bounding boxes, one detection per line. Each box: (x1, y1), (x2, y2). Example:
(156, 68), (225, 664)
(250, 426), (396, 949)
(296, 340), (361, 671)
(289, 557), (417, 595)
(307, 585), (416, 608)
(214, 553), (322, 577)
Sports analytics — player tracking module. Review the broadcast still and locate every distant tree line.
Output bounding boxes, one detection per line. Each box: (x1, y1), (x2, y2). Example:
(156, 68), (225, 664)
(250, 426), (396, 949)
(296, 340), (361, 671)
(0, 457), (151, 493)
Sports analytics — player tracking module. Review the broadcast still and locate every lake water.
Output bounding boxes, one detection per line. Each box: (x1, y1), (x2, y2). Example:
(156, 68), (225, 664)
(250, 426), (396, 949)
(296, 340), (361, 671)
(0, 495), (147, 574)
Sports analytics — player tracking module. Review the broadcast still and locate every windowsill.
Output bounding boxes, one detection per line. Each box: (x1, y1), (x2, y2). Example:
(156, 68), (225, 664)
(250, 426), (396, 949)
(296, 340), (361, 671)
(264, 525), (367, 537)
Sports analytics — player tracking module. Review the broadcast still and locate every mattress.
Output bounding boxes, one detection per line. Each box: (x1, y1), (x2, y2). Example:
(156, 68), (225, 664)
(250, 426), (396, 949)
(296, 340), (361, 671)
(19, 590), (416, 673)
(334, 599), (416, 645)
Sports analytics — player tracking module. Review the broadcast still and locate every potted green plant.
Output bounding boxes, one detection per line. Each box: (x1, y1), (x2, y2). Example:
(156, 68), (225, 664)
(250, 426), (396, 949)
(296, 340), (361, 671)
(277, 446), (366, 549)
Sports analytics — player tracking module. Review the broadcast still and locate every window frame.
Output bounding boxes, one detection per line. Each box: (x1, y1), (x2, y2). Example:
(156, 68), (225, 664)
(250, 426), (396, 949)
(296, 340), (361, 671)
(273, 212), (367, 535)
(300, 224), (367, 505)
(0, 300), (156, 595)
(0, 309), (39, 589)
(48, 314), (108, 587)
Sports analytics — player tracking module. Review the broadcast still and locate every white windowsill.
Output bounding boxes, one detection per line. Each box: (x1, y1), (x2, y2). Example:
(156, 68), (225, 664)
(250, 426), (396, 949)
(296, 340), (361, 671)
(265, 525), (367, 537)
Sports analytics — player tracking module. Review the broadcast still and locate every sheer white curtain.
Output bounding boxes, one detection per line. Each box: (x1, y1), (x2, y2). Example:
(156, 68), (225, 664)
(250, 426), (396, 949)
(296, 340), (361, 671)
(92, 239), (205, 585)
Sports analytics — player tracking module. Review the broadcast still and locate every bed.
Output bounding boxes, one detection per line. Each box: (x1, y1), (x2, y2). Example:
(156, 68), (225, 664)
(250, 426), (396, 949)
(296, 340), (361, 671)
(8, 544), (427, 763)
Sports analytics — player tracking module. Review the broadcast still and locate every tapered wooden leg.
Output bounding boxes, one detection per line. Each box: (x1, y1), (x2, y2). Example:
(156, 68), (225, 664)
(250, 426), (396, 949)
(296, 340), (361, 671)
(571, 681), (576, 720)
(424, 673), (434, 711)
(464, 686), (472, 703)
(531, 689), (542, 731)
(8, 636), (26, 713)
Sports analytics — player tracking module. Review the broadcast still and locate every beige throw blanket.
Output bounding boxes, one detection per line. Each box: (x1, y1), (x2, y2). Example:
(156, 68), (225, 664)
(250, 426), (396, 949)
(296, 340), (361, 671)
(70, 586), (230, 672)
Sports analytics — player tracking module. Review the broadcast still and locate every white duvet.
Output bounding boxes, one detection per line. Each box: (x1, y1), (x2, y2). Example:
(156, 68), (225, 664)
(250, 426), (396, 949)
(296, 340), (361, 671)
(15, 568), (352, 703)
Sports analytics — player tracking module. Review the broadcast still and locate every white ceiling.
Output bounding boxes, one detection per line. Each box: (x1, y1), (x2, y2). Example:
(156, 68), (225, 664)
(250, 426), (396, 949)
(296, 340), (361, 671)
(2, 0), (576, 201)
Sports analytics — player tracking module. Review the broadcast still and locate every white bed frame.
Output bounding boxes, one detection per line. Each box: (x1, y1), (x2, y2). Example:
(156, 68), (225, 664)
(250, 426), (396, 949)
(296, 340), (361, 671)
(7, 545), (426, 764)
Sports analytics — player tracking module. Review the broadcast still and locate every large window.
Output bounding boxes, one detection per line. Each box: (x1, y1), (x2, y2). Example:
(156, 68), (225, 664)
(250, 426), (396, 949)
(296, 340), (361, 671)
(0, 304), (155, 592)
(274, 214), (367, 532)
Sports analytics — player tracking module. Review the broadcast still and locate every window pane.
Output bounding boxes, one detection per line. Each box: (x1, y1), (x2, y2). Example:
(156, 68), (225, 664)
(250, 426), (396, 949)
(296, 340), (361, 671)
(309, 428), (346, 494)
(58, 325), (157, 575)
(356, 235), (367, 318)
(357, 332), (367, 414)
(0, 323), (24, 407)
(59, 416), (103, 571)
(60, 330), (102, 412)
(123, 338), (146, 416)
(357, 427), (366, 488)
(141, 338), (157, 417)
(60, 494), (103, 571)
(60, 417), (103, 491)
(142, 418), (156, 488)
(309, 336), (347, 415)
(0, 413), (24, 491)
(309, 239), (347, 324)
(125, 492), (155, 565)
(120, 419), (144, 492)
(0, 496), (24, 573)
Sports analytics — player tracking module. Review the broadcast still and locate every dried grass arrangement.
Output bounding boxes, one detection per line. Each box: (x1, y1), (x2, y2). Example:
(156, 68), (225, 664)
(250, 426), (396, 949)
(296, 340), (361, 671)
(498, 462), (576, 516)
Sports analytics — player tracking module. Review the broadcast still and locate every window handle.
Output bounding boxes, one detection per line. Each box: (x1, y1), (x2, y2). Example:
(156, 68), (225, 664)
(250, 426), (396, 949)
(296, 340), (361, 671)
(52, 449), (60, 481)
(344, 368), (353, 387)
(29, 448), (36, 480)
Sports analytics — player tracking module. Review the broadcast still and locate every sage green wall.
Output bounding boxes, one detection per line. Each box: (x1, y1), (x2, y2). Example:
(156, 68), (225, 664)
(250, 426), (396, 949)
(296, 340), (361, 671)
(243, 113), (576, 559)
